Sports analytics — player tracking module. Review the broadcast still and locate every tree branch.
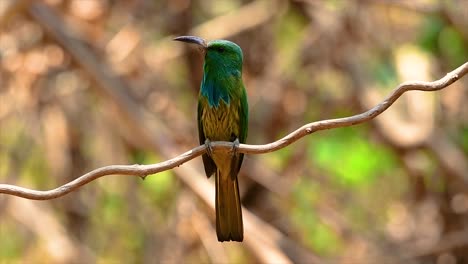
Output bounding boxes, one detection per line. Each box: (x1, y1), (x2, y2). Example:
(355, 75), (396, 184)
(1, 62), (467, 200)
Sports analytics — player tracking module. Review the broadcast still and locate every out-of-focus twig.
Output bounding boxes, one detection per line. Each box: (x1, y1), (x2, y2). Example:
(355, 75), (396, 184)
(405, 228), (468, 257)
(191, 209), (229, 264)
(144, 0), (283, 68)
(372, 0), (440, 14)
(7, 198), (95, 263)
(426, 134), (468, 184)
(0, 0), (28, 27)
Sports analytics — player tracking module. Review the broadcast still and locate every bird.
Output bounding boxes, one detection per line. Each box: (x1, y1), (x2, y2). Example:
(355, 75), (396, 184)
(174, 36), (248, 242)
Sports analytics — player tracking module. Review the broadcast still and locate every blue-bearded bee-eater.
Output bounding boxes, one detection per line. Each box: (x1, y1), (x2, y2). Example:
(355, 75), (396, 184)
(175, 36), (248, 242)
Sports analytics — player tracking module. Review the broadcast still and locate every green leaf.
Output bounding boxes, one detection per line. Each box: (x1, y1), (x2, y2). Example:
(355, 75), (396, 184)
(309, 128), (396, 187)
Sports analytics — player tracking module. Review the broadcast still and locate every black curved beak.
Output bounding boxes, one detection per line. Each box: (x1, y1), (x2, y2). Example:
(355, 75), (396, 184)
(173, 36), (207, 48)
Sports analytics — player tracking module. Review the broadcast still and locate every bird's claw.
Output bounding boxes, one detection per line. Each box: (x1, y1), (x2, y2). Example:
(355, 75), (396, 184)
(205, 139), (213, 157)
(231, 138), (240, 157)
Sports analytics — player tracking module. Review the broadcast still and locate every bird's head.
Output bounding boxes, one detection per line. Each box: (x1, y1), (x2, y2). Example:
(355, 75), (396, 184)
(174, 36), (243, 72)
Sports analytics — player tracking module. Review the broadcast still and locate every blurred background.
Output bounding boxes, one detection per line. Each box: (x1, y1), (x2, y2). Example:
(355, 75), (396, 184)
(0, 0), (467, 263)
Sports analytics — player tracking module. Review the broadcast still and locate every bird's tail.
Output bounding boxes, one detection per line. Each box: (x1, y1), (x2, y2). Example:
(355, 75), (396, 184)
(215, 169), (243, 242)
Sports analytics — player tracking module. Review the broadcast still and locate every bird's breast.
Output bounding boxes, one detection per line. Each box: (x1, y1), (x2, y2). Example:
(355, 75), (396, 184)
(201, 99), (240, 141)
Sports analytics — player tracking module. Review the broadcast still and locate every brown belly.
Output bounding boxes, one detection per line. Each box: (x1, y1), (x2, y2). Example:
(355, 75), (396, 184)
(201, 100), (240, 142)
(200, 100), (241, 173)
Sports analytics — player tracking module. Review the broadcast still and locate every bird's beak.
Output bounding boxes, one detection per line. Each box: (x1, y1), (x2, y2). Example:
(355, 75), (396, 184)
(173, 36), (207, 48)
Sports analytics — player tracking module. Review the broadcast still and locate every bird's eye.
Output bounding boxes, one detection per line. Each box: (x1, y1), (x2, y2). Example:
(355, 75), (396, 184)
(218, 47), (225, 53)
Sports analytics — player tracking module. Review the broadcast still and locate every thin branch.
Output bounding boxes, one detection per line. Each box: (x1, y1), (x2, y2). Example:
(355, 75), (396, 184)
(0, 62), (467, 199)
(405, 227), (468, 258)
(239, 62), (468, 154)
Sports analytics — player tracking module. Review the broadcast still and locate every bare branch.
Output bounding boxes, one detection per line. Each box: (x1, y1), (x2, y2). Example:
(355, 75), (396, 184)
(236, 62), (468, 154)
(0, 62), (467, 199)
(0, 147), (205, 200)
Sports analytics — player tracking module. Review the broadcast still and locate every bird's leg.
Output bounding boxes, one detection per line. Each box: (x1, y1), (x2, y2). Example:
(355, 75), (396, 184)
(229, 137), (241, 180)
(204, 139), (213, 157)
(231, 138), (240, 157)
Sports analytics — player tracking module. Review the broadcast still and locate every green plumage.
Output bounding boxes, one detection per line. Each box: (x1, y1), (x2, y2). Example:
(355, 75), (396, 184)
(175, 36), (248, 242)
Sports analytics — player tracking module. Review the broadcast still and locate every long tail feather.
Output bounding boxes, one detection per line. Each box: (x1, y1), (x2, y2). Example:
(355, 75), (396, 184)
(215, 169), (243, 242)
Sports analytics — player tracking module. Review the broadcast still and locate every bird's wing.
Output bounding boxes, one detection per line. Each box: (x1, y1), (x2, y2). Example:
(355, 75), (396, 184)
(198, 100), (217, 178)
(235, 84), (249, 174)
(239, 84), (249, 144)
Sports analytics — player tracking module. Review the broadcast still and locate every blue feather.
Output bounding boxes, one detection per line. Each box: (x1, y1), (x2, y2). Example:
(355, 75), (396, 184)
(201, 67), (231, 108)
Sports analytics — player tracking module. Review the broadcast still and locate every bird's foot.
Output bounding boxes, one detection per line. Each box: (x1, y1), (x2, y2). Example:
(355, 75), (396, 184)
(204, 139), (213, 157)
(231, 138), (240, 157)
